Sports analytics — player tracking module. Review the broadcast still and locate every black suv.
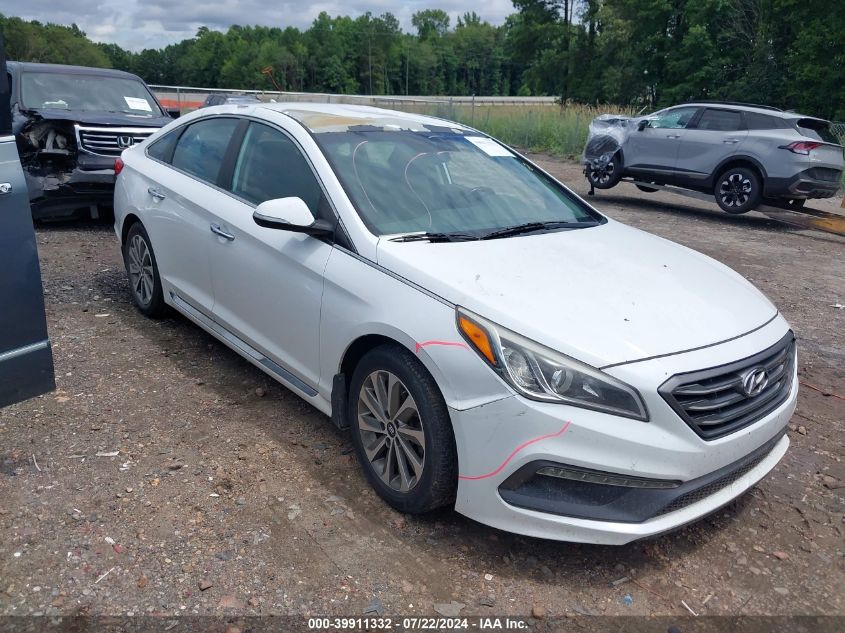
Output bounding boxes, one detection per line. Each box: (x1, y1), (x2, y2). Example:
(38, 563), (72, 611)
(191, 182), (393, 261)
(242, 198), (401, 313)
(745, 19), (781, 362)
(7, 62), (174, 220)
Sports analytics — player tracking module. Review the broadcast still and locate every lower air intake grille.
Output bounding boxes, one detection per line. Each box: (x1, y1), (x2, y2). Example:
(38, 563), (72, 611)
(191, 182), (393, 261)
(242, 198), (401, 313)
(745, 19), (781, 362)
(659, 331), (795, 440)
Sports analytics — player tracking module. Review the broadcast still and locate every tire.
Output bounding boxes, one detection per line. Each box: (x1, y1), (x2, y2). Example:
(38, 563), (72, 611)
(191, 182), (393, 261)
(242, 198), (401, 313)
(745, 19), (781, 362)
(714, 167), (762, 214)
(586, 153), (623, 190)
(348, 344), (458, 514)
(123, 222), (168, 318)
(635, 183), (659, 193)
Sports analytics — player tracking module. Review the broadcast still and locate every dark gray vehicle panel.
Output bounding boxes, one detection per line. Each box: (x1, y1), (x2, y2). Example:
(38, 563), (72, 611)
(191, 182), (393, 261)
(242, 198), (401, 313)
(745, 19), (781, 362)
(0, 36), (55, 406)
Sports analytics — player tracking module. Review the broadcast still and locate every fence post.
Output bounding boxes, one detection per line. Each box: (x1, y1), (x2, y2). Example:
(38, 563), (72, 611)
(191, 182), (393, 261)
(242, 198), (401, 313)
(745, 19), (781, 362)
(176, 86), (181, 113)
(471, 94), (475, 126)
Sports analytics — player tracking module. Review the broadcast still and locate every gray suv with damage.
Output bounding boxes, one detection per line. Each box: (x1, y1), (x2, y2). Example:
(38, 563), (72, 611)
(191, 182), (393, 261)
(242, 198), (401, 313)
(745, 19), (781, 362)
(584, 102), (843, 213)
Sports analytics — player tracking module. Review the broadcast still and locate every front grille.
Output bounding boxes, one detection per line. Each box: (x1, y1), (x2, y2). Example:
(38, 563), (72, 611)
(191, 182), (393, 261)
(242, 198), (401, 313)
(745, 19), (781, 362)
(75, 126), (156, 156)
(659, 332), (795, 440)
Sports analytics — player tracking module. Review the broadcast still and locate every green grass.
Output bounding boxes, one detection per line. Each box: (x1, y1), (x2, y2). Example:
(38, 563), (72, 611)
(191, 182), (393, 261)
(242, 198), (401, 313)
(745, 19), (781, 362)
(399, 103), (637, 158)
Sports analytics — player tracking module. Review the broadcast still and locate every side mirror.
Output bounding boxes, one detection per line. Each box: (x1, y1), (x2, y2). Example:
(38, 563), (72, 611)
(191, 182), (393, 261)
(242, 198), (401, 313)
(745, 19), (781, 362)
(253, 197), (333, 236)
(637, 120), (649, 131)
(166, 108), (181, 119)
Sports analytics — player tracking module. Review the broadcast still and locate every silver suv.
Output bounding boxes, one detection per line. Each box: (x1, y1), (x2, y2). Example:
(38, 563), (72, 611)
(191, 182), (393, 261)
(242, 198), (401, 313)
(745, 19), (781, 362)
(584, 102), (844, 213)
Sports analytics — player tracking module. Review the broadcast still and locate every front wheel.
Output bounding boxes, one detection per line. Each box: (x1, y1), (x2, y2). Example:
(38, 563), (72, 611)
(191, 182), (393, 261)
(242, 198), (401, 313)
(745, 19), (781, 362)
(714, 167), (762, 214)
(586, 153), (623, 190)
(348, 344), (457, 514)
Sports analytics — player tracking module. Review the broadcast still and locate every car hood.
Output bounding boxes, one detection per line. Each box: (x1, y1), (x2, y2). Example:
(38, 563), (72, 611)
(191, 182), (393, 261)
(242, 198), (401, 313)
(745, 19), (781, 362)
(19, 108), (171, 128)
(376, 221), (777, 368)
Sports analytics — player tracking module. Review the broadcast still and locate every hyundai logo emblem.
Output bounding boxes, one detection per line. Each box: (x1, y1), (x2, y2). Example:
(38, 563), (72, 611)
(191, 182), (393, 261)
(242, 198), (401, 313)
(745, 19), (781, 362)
(741, 367), (769, 397)
(117, 135), (134, 149)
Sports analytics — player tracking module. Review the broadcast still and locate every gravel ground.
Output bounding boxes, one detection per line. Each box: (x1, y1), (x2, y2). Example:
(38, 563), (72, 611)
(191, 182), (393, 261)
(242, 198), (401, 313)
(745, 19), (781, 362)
(1, 157), (843, 623)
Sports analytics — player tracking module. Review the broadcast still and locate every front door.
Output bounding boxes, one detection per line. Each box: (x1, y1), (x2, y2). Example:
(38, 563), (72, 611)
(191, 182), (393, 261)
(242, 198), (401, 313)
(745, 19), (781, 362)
(208, 120), (333, 392)
(625, 106), (700, 179)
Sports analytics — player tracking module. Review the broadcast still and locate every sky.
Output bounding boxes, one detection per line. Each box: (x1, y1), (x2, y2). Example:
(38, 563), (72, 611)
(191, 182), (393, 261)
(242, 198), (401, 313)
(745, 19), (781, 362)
(0, 0), (517, 51)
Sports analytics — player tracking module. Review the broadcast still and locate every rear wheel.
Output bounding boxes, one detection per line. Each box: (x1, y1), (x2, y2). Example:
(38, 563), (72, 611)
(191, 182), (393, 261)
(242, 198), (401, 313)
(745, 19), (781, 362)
(123, 222), (168, 318)
(348, 344), (457, 514)
(586, 153), (623, 190)
(714, 167), (762, 214)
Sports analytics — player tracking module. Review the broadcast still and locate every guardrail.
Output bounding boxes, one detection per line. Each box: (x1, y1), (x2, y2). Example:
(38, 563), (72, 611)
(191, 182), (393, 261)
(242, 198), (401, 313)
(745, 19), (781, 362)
(148, 85), (559, 112)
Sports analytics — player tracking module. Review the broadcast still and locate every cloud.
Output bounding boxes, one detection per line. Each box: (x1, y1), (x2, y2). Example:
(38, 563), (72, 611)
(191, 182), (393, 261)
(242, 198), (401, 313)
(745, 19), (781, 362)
(0, 0), (516, 51)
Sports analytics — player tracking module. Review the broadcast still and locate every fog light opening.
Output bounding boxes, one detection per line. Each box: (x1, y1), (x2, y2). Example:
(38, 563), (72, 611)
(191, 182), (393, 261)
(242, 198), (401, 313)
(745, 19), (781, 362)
(536, 465), (681, 489)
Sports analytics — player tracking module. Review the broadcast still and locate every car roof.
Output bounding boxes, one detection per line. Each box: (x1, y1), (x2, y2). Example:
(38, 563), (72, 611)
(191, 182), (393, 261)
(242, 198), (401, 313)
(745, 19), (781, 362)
(7, 61), (144, 81)
(253, 102), (472, 134)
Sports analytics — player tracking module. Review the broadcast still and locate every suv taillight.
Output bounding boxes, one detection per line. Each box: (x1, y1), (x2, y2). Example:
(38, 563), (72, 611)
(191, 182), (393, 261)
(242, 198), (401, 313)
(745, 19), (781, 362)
(114, 158), (124, 175)
(780, 141), (822, 155)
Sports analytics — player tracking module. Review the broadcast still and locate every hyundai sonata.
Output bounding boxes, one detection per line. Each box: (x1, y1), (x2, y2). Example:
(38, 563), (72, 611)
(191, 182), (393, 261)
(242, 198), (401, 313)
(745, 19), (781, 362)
(113, 103), (797, 544)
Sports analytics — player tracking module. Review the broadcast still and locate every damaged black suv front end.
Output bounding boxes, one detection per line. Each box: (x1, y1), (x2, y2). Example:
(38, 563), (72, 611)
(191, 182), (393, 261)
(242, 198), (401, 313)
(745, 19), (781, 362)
(7, 62), (173, 220)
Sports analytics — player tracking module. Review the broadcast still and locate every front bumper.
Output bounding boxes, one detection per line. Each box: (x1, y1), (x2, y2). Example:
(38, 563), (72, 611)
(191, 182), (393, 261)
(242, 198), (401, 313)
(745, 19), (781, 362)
(450, 319), (797, 544)
(26, 166), (115, 219)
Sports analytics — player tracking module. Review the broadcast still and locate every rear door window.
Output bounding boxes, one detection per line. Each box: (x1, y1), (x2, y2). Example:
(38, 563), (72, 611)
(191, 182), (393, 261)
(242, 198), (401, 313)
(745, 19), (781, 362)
(696, 109), (744, 131)
(171, 117), (239, 185)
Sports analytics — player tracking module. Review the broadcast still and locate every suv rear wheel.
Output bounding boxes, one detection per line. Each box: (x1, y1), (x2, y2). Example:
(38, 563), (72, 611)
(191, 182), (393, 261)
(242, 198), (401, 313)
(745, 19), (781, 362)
(714, 167), (762, 214)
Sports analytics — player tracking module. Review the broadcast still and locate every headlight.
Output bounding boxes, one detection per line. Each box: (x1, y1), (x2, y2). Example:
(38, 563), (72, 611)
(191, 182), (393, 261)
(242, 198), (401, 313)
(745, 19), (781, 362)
(457, 308), (649, 421)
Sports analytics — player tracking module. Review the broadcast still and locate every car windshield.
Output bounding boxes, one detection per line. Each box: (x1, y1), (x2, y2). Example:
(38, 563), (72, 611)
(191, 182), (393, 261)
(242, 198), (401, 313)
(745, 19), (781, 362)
(314, 129), (602, 236)
(20, 72), (163, 117)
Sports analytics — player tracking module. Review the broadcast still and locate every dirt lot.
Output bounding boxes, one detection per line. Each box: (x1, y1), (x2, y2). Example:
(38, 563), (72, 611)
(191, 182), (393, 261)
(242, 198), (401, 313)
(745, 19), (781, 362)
(1, 157), (843, 624)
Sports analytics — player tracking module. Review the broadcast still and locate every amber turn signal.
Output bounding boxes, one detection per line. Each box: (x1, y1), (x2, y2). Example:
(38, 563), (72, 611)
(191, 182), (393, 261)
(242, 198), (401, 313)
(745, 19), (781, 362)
(458, 315), (497, 366)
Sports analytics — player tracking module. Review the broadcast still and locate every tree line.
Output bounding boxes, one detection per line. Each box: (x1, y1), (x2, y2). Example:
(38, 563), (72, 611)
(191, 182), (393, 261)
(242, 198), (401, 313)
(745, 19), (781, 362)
(2, 0), (843, 119)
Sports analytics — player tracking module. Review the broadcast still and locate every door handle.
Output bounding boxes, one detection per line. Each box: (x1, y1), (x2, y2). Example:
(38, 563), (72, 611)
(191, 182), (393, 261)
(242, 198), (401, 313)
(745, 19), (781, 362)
(210, 223), (235, 241)
(147, 187), (166, 200)
(665, 134), (681, 139)
(723, 138), (740, 144)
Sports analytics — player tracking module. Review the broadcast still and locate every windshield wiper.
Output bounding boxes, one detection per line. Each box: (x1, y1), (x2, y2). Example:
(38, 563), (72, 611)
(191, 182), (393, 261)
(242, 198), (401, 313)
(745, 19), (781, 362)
(480, 221), (596, 240)
(390, 231), (480, 243)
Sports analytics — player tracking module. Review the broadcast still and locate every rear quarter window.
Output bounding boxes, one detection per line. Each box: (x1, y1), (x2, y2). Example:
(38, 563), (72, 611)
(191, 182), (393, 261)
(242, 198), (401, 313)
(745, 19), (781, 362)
(146, 128), (181, 163)
(744, 112), (789, 130)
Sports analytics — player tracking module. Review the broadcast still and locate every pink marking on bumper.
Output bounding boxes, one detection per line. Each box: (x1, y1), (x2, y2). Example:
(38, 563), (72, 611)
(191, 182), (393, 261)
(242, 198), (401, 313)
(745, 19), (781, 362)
(458, 421), (572, 481)
(415, 340), (469, 354)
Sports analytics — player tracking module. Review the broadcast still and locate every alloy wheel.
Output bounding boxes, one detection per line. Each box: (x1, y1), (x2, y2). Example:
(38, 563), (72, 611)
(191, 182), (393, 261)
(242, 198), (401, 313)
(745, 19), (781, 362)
(357, 370), (426, 493)
(719, 172), (752, 208)
(127, 234), (155, 306)
(591, 161), (614, 185)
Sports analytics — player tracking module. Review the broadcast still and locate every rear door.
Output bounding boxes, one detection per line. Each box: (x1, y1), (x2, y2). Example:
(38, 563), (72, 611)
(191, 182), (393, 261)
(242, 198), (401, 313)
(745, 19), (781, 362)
(674, 108), (748, 182)
(137, 116), (240, 314)
(625, 106), (700, 178)
(0, 34), (55, 406)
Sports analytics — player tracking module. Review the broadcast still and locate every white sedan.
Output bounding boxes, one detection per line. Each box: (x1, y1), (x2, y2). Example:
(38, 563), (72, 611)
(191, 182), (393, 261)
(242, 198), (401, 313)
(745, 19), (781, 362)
(113, 103), (797, 544)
